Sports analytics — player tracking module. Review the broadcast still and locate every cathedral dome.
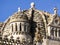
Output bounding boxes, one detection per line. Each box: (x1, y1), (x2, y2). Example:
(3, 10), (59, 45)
(9, 12), (28, 23)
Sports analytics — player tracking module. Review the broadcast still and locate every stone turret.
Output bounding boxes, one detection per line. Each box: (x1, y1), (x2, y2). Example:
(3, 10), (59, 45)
(30, 2), (35, 9)
(53, 7), (58, 15)
(2, 9), (32, 45)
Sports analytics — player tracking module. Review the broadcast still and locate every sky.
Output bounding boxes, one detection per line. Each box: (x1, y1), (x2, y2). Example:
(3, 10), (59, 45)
(0, 0), (60, 22)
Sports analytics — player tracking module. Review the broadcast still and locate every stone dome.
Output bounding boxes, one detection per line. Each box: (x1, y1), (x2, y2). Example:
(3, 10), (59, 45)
(9, 12), (28, 23)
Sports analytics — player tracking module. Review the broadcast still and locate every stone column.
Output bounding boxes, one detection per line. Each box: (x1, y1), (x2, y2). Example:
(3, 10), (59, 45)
(48, 26), (50, 36)
(26, 25), (27, 32)
(57, 29), (59, 38)
(10, 24), (13, 32)
(25, 23), (29, 32)
(22, 23), (24, 32)
(17, 22), (20, 31)
(54, 30), (56, 37)
(24, 24), (26, 32)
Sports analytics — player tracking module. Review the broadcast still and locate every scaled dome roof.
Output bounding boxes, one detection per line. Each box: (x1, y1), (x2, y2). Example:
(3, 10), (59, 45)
(10, 11), (28, 23)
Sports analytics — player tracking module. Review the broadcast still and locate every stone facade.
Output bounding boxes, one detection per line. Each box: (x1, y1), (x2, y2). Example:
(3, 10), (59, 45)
(0, 2), (60, 45)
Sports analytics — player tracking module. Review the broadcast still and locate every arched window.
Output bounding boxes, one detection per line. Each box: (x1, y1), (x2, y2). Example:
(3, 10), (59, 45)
(50, 27), (54, 36)
(55, 30), (57, 37)
(59, 30), (60, 37)
(12, 24), (13, 32)
(51, 30), (54, 36)
(20, 23), (21, 31)
(15, 23), (17, 31)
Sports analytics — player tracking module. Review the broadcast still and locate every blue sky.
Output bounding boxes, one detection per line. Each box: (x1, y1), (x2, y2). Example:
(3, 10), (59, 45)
(0, 0), (60, 22)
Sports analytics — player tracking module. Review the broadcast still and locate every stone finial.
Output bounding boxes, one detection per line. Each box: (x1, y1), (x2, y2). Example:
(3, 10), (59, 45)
(30, 2), (35, 8)
(18, 7), (21, 12)
(53, 7), (57, 14)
